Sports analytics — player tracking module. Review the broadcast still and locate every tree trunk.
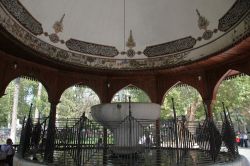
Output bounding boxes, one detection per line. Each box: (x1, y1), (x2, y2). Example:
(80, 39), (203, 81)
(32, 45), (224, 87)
(35, 82), (42, 120)
(186, 99), (201, 122)
(10, 78), (20, 143)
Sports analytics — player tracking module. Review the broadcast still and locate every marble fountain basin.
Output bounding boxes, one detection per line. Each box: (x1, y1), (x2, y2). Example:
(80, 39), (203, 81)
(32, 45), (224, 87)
(91, 103), (160, 154)
(91, 103), (160, 128)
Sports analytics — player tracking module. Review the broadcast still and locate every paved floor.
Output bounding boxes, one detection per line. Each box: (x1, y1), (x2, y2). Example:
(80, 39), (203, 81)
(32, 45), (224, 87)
(239, 147), (250, 163)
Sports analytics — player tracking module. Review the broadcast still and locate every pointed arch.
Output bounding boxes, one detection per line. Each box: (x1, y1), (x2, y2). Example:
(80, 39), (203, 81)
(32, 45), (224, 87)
(161, 81), (201, 105)
(58, 84), (101, 119)
(111, 84), (151, 103)
(3, 75), (49, 96)
(59, 83), (101, 102)
(0, 76), (50, 126)
(212, 70), (250, 122)
(57, 81), (103, 104)
(161, 81), (203, 120)
(212, 69), (242, 102)
(1, 74), (49, 98)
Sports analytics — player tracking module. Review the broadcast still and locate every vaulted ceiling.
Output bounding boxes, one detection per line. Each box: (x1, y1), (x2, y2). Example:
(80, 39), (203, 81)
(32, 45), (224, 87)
(0, 0), (250, 71)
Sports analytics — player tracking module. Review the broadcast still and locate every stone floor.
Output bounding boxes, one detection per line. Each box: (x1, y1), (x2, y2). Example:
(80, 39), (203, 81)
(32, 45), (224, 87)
(239, 147), (250, 164)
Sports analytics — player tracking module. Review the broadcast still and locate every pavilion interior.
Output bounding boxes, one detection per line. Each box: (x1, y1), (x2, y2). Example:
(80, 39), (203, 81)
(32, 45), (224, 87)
(0, 0), (250, 114)
(0, 0), (250, 165)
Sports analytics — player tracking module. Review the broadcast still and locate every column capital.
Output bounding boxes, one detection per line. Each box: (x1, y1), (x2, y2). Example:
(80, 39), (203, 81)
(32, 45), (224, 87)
(203, 99), (215, 118)
(203, 99), (216, 106)
(48, 99), (60, 106)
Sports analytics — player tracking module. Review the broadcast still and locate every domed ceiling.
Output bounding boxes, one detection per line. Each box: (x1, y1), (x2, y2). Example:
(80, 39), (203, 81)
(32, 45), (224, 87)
(0, 0), (250, 70)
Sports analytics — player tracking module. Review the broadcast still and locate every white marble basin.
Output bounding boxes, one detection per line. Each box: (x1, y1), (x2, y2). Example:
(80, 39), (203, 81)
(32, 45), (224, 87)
(91, 103), (160, 154)
(91, 102), (160, 128)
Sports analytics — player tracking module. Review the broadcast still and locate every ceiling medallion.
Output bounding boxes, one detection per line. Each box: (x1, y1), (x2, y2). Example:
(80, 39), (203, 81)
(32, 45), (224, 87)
(121, 30), (142, 58)
(196, 9), (217, 41)
(44, 14), (65, 44)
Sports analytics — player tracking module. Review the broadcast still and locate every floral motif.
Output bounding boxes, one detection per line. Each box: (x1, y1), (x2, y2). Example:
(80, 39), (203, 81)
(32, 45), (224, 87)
(122, 30), (141, 58)
(49, 33), (60, 43)
(196, 9), (209, 31)
(126, 30), (136, 49)
(202, 30), (213, 40)
(53, 14), (65, 33)
(44, 14), (65, 43)
(127, 49), (135, 58)
(196, 9), (216, 41)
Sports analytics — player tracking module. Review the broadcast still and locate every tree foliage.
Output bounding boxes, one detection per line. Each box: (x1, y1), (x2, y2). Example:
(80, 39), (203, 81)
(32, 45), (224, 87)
(0, 75), (249, 130)
(57, 86), (100, 119)
(112, 85), (151, 103)
(213, 75), (250, 127)
(0, 78), (49, 127)
(161, 84), (204, 120)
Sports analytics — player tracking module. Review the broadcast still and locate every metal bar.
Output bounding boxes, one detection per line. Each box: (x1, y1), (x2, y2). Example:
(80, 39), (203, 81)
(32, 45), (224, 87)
(171, 98), (179, 149)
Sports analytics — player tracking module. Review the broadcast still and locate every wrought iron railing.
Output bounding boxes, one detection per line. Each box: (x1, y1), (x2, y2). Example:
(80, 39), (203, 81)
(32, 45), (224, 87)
(17, 102), (239, 165)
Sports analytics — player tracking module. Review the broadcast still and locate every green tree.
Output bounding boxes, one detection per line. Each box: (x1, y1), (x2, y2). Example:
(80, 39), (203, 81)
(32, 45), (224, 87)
(0, 78), (49, 127)
(111, 85), (151, 103)
(161, 85), (204, 120)
(0, 82), (15, 127)
(57, 86), (100, 119)
(213, 75), (250, 129)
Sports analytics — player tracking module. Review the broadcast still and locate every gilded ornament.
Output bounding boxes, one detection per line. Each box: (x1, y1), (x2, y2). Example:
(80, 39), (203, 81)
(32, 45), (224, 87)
(53, 14), (65, 33)
(126, 30), (136, 49)
(196, 9), (209, 31)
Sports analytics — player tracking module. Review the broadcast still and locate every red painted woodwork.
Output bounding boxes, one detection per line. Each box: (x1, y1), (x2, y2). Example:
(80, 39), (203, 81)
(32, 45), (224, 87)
(0, 31), (250, 117)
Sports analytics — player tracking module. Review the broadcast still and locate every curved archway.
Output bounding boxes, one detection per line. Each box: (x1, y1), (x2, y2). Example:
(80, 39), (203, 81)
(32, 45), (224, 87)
(57, 85), (101, 119)
(111, 84), (151, 103)
(0, 71), (50, 99)
(0, 76), (49, 143)
(161, 82), (204, 121)
(213, 72), (250, 132)
(212, 70), (241, 103)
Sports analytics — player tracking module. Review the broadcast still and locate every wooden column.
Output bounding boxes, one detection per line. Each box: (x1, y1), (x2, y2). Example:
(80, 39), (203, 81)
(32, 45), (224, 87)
(204, 99), (214, 118)
(0, 58), (7, 98)
(44, 100), (58, 163)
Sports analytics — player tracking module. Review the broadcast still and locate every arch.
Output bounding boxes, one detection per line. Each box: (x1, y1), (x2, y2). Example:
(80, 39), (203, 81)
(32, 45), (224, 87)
(59, 83), (101, 103)
(0, 76), (50, 127)
(57, 84), (101, 119)
(212, 71), (250, 124)
(57, 81), (103, 104)
(4, 76), (49, 108)
(161, 81), (202, 105)
(161, 81), (203, 120)
(212, 69), (242, 103)
(111, 84), (151, 103)
(1, 73), (50, 99)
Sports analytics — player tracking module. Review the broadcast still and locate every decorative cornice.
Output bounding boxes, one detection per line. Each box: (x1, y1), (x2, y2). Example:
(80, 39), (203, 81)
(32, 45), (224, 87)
(218, 0), (250, 32)
(0, 0), (43, 35)
(143, 36), (196, 57)
(66, 39), (119, 57)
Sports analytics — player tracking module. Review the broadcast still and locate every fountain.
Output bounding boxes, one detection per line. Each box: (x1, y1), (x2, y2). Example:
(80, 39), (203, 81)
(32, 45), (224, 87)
(91, 102), (160, 154)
